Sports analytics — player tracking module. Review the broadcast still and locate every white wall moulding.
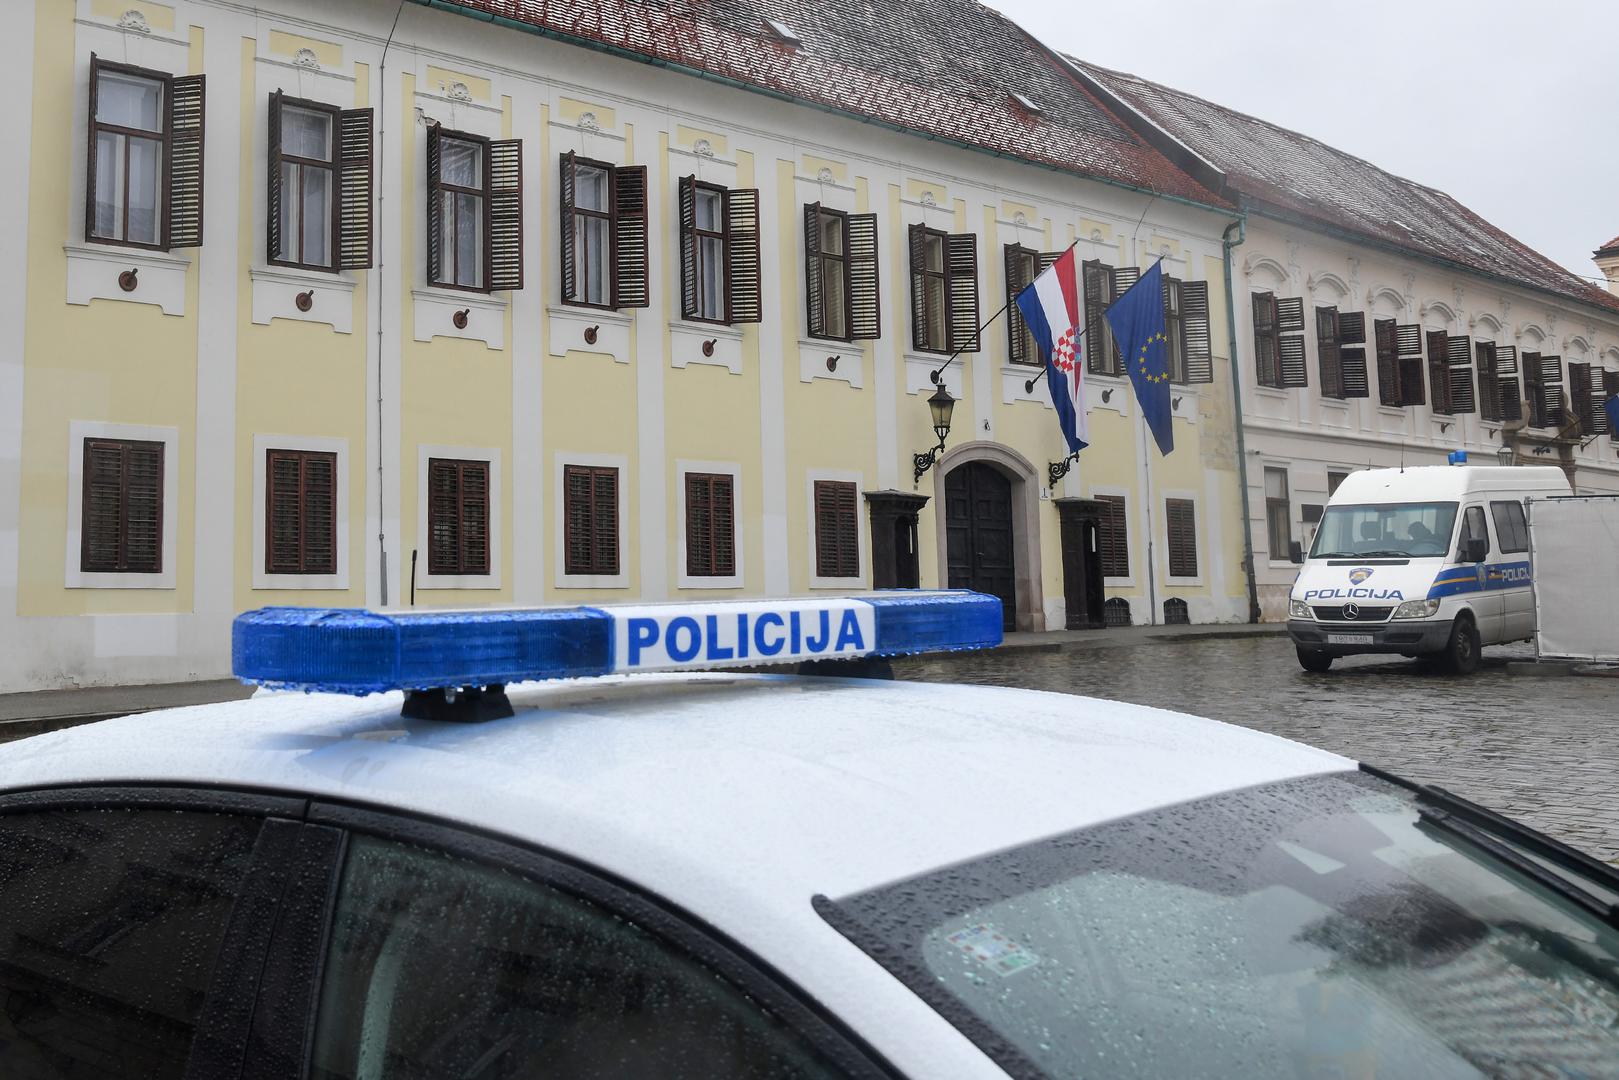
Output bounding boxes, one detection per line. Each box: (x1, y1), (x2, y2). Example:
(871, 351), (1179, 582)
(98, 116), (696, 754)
(65, 244), (190, 316)
(250, 267), (356, 334)
(413, 289), (508, 349)
(1000, 365), (1053, 407)
(1086, 376), (1130, 417)
(904, 353), (964, 397)
(547, 306), (631, 363)
(671, 322), (742, 375)
(798, 340), (864, 389)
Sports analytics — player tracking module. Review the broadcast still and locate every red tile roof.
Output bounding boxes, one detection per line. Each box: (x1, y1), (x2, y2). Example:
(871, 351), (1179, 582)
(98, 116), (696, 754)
(417, 0), (1229, 208)
(1074, 60), (1619, 316)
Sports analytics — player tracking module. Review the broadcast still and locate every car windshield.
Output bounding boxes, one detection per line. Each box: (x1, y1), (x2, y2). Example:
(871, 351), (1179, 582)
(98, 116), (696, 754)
(817, 772), (1619, 1080)
(1309, 501), (1459, 558)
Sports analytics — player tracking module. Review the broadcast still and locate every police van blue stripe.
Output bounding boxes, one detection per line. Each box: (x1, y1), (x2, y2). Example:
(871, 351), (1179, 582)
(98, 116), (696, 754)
(232, 591), (1004, 696)
(1426, 560), (1532, 600)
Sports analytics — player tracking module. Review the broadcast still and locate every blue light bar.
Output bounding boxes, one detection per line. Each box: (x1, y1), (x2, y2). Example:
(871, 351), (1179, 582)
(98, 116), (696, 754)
(232, 591), (1003, 695)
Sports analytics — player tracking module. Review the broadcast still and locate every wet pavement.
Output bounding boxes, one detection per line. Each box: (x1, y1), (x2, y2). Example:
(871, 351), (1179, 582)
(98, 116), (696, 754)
(897, 636), (1619, 862)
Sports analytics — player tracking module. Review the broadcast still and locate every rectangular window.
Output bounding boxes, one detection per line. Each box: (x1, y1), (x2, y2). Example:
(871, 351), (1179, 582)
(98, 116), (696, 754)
(677, 177), (761, 325)
(684, 472), (736, 578)
(86, 56), (204, 250)
(426, 458), (490, 576)
(804, 203), (879, 342)
(1316, 306), (1343, 398)
(1004, 244), (1056, 365)
(425, 126), (522, 293)
(81, 437), (164, 573)
(1490, 499), (1528, 553)
(813, 480), (860, 580)
(908, 225), (979, 354)
(1337, 311), (1370, 397)
(563, 464), (619, 577)
(1165, 498), (1197, 578)
(559, 153), (646, 309)
(1252, 292), (1281, 388)
(1426, 330), (1456, 415)
(1083, 262), (1137, 376)
(1459, 505), (1490, 557)
(1570, 361), (1608, 436)
(265, 449), (337, 575)
(1155, 277), (1213, 385)
(1097, 494), (1128, 578)
(1265, 468), (1291, 561)
(1524, 352), (1564, 429)
(1327, 470), (1349, 497)
(269, 93), (373, 271)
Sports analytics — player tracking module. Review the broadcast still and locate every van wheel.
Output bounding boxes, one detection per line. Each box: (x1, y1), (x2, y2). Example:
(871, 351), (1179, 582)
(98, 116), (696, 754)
(1297, 647), (1333, 673)
(1440, 616), (1481, 675)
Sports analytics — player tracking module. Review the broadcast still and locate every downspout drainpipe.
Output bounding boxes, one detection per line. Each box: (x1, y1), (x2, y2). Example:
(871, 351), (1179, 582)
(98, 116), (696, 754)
(1223, 214), (1261, 624)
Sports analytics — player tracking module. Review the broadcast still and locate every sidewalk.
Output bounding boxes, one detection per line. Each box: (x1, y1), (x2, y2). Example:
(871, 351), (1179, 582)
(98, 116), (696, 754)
(0, 620), (1287, 730)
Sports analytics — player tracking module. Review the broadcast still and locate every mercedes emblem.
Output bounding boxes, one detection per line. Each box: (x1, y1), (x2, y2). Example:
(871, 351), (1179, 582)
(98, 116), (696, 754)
(1344, 603), (1360, 620)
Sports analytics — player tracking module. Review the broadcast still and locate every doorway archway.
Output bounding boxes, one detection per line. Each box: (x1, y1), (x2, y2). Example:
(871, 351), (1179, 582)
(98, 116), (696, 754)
(932, 442), (1045, 632)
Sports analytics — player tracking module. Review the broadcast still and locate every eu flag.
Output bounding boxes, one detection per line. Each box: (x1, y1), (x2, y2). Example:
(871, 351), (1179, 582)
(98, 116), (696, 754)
(1104, 260), (1174, 456)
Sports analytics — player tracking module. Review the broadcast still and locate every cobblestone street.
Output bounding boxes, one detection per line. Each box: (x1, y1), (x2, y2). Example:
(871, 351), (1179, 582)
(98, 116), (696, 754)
(897, 635), (1619, 862)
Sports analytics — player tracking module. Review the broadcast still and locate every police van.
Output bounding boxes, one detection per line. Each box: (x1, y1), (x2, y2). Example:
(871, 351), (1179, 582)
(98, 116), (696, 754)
(1288, 464), (1570, 673)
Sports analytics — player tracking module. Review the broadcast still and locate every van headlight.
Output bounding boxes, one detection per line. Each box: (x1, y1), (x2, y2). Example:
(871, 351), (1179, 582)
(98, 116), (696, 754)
(1288, 599), (1312, 619)
(1393, 598), (1441, 620)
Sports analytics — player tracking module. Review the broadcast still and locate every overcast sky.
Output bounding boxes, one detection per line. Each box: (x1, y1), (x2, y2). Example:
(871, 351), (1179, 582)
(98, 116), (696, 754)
(991, 0), (1618, 283)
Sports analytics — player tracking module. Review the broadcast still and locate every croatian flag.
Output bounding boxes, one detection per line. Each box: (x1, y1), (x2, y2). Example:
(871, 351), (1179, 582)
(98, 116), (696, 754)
(1014, 248), (1087, 454)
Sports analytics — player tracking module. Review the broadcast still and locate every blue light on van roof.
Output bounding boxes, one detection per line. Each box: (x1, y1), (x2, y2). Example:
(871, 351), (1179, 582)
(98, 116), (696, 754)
(232, 591), (1004, 696)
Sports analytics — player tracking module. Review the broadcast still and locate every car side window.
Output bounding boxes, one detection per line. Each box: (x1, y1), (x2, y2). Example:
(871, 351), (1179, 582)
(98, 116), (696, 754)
(308, 834), (853, 1079)
(1459, 505), (1489, 556)
(0, 806), (263, 1079)
(1490, 500), (1529, 553)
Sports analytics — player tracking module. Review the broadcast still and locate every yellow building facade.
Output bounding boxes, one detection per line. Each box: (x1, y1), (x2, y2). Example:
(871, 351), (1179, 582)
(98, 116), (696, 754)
(0, 0), (1251, 690)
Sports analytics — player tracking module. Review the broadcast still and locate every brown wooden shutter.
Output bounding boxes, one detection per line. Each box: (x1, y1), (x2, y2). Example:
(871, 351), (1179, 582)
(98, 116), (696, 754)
(677, 175), (698, 321)
(1110, 266), (1142, 373)
(1446, 335), (1475, 415)
(1374, 318), (1400, 406)
(86, 54), (102, 244)
(908, 224), (928, 352)
(1179, 280), (1212, 383)
(1426, 330), (1454, 415)
(266, 91), (284, 265)
(486, 138), (523, 291)
(164, 73), (206, 249)
(1315, 306), (1342, 398)
(847, 212), (880, 340)
(803, 203), (823, 338)
(1252, 292), (1279, 387)
(427, 458), (458, 575)
(558, 151), (577, 302)
(1496, 345), (1523, 422)
(1570, 361), (1592, 434)
(1337, 312), (1369, 398)
(712, 475), (734, 576)
(1476, 342), (1501, 421)
(593, 469), (619, 573)
(1083, 262), (1113, 375)
(266, 450), (302, 574)
(564, 465), (619, 576)
(1004, 244), (1034, 363)
(611, 165), (648, 308)
(1097, 494), (1128, 578)
(336, 107), (374, 270)
(1276, 296), (1307, 388)
(1599, 370), (1619, 436)
(1396, 324), (1425, 406)
(1529, 353), (1563, 429)
(1166, 498), (1197, 578)
(685, 473), (735, 577)
(426, 125), (444, 286)
(82, 438), (163, 574)
(724, 186), (761, 324)
(461, 461), (489, 575)
(946, 233), (980, 353)
(301, 452), (337, 574)
(813, 481), (860, 579)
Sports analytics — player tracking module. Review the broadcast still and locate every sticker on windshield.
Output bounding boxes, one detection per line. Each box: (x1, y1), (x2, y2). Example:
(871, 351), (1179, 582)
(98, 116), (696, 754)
(946, 923), (1040, 977)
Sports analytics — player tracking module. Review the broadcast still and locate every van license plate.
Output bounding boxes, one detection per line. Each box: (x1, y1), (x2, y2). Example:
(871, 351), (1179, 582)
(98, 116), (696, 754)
(1327, 634), (1373, 645)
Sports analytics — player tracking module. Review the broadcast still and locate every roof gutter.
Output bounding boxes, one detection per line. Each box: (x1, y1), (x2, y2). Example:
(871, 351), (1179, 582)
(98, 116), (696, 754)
(1221, 213), (1261, 624)
(406, 0), (1234, 217)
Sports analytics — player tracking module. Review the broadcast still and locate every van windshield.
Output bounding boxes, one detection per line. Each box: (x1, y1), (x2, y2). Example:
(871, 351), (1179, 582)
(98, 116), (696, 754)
(1309, 501), (1458, 558)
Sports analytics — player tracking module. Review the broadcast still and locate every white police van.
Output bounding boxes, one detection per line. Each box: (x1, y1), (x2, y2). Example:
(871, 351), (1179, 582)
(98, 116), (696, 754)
(1288, 464), (1570, 673)
(3, 591), (1618, 1079)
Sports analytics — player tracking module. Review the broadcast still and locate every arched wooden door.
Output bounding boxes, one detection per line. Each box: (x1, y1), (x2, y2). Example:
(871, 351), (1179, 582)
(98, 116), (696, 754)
(944, 462), (1016, 630)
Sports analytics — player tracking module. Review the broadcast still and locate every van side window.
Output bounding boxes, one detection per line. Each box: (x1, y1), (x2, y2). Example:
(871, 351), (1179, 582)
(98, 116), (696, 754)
(1490, 500), (1529, 553)
(1459, 506), (1489, 557)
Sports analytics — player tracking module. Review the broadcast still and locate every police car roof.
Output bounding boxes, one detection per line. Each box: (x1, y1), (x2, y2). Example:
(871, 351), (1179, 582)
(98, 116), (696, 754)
(1330, 464), (1570, 504)
(0, 674), (1352, 1076)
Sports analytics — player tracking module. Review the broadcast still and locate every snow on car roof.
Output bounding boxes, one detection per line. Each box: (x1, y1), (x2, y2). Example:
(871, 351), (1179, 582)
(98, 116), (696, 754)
(0, 673), (1352, 1078)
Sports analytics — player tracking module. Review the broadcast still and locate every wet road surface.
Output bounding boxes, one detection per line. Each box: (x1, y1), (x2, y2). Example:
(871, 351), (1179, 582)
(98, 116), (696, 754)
(897, 635), (1619, 862)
